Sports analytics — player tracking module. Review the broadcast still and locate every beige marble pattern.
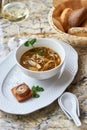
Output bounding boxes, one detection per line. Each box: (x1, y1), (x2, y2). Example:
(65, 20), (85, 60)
(0, 0), (87, 130)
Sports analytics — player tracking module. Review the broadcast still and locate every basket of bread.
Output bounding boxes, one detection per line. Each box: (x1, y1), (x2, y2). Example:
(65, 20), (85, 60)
(49, 0), (87, 47)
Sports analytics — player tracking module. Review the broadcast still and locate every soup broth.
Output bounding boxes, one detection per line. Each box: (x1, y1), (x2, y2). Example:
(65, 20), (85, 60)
(20, 47), (61, 71)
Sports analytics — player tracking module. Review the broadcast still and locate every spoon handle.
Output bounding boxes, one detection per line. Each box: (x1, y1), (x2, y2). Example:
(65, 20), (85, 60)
(71, 113), (81, 127)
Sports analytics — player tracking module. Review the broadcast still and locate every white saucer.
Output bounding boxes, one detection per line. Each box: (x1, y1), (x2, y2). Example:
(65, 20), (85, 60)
(0, 40), (78, 115)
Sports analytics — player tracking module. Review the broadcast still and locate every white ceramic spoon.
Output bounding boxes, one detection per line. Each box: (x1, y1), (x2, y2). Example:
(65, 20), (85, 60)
(58, 98), (72, 119)
(60, 92), (81, 127)
(58, 92), (80, 119)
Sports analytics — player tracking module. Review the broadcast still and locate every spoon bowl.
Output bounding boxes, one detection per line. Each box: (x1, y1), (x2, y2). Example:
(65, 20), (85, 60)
(59, 92), (81, 127)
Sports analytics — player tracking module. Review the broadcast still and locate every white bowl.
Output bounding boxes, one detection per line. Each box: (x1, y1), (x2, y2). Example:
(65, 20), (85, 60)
(15, 38), (65, 80)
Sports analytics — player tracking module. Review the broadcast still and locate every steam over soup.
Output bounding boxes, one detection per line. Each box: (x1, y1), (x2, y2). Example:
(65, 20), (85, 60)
(20, 47), (61, 71)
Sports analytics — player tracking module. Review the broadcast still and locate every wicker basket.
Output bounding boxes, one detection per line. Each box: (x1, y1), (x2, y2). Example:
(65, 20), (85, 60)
(49, 0), (87, 47)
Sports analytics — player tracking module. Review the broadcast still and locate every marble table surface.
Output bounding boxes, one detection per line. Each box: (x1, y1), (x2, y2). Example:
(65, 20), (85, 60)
(0, 0), (87, 130)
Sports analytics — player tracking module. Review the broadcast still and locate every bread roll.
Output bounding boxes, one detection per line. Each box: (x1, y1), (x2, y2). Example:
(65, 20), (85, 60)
(68, 27), (87, 37)
(60, 8), (73, 32)
(68, 7), (87, 27)
(52, 3), (65, 18)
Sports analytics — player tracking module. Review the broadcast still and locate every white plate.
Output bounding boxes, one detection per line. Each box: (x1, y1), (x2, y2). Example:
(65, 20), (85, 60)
(0, 40), (78, 115)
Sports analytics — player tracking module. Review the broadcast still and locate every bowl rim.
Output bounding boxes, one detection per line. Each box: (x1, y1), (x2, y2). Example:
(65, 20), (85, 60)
(15, 38), (65, 74)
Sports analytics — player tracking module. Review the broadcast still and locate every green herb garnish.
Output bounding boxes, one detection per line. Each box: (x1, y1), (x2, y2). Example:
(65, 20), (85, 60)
(37, 49), (44, 55)
(32, 91), (40, 98)
(24, 38), (36, 47)
(32, 85), (44, 92)
(32, 85), (44, 98)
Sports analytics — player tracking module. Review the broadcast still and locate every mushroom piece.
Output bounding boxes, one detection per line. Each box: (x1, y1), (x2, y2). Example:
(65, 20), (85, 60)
(28, 60), (41, 69)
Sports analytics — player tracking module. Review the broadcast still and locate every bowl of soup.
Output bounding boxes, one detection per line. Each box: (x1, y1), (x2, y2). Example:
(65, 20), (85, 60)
(15, 38), (65, 80)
